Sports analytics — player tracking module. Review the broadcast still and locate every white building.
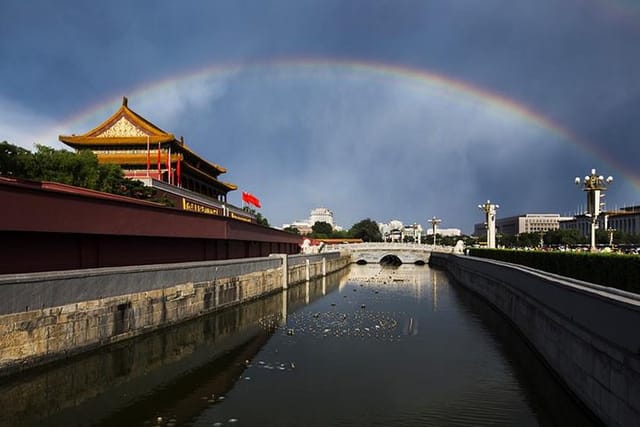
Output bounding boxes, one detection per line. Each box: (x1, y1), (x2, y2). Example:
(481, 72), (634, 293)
(426, 228), (462, 237)
(282, 207), (341, 234)
(474, 213), (572, 236)
(378, 220), (423, 242)
(309, 208), (335, 228)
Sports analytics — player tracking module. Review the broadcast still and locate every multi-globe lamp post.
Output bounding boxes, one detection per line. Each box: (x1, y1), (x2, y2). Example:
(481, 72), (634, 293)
(478, 200), (499, 249)
(575, 168), (613, 252)
(428, 216), (441, 246)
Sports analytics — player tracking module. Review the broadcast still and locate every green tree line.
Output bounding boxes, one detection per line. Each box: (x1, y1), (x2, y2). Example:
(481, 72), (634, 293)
(285, 218), (383, 242)
(0, 141), (167, 203)
(496, 228), (640, 248)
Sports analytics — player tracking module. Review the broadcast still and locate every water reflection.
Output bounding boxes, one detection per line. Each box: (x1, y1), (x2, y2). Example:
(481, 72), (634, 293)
(0, 265), (599, 426)
(447, 280), (601, 426)
(193, 264), (598, 427)
(0, 270), (347, 427)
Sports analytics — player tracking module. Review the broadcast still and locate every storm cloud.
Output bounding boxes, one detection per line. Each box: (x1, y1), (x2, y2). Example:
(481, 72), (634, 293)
(1, 0), (639, 231)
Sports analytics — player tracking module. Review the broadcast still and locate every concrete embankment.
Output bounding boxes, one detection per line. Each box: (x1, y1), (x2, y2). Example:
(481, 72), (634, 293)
(0, 252), (350, 377)
(430, 253), (640, 427)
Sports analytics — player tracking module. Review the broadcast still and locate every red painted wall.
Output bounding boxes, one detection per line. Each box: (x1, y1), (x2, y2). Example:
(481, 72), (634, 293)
(0, 178), (301, 274)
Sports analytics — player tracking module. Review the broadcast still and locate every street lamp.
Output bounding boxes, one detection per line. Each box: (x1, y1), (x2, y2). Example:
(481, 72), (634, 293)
(575, 168), (613, 252)
(607, 228), (616, 247)
(478, 200), (499, 249)
(428, 216), (441, 246)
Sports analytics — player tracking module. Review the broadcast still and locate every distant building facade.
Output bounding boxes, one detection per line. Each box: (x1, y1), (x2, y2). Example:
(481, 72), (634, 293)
(607, 208), (640, 235)
(378, 220), (423, 242)
(560, 206), (640, 237)
(309, 208), (335, 228)
(474, 213), (572, 236)
(426, 228), (462, 237)
(282, 207), (341, 234)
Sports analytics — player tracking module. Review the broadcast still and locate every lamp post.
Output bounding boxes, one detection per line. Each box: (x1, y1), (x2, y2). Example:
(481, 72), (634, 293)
(607, 228), (616, 247)
(575, 168), (613, 252)
(428, 216), (441, 246)
(478, 200), (499, 249)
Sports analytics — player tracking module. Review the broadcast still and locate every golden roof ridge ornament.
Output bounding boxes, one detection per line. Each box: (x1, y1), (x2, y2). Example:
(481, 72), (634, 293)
(122, 96), (128, 107)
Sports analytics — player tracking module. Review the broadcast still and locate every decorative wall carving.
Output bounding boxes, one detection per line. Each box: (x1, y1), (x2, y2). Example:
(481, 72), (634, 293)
(96, 117), (147, 138)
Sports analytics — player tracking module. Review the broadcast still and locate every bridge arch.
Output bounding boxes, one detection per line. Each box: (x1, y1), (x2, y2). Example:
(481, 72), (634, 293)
(379, 254), (402, 266)
(330, 242), (439, 265)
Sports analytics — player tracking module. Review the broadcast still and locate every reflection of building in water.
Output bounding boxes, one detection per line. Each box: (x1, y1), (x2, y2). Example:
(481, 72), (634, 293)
(346, 264), (430, 299)
(0, 291), (283, 426)
(281, 289), (288, 325)
(0, 268), (351, 426)
(403, 317), (419, 336)
(430, 269), (439, 312)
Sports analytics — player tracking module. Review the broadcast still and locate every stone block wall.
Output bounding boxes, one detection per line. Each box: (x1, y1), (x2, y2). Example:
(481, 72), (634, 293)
(430, 253), (640, 427)
(0, 252), (350, 377)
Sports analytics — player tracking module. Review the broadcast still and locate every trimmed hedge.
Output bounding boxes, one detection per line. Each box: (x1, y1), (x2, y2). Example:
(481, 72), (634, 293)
(468, 248), (640, 295)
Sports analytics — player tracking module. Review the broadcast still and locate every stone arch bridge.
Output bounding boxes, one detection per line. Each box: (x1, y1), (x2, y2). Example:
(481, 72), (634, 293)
(324, 242), (452, 265)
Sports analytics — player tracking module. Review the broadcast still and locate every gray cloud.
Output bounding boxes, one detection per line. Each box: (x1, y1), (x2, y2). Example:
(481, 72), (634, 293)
(2, 0), (639, 232)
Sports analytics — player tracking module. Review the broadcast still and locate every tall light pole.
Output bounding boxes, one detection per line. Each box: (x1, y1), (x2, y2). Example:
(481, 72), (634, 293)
(428, 216), (441, 246)
(478, 200), (499, 249)
(607, 228), (616, 247)
(575, 168), (613, 252)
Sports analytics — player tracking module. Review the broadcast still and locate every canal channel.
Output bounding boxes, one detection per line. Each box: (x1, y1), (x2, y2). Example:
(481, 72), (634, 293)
(0, 264), (599, 426)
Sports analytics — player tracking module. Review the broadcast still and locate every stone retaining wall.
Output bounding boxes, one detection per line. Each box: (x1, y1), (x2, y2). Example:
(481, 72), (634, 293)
(0, 252), (350, 377)
(430, 253), (640, 427)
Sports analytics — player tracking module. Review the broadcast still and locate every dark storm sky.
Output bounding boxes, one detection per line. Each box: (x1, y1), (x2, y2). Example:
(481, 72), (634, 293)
(2, 0), (639, 231)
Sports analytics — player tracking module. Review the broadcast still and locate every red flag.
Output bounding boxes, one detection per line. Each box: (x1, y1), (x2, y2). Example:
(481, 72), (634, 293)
(242, 191), (261, 208)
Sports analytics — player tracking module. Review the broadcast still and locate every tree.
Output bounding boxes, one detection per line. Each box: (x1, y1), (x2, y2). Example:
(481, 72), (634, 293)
(0, 142), (172, 205)
(242, 206), (270, 226)
(283, 226), (300, 235)
(498, 233), (518, 248)
(311, 221), (333, 235)
(498, 232), (536, 248)
(544, 229), (586, 246)
(0, 141), (31, 177)
(349, 218), (382, 242)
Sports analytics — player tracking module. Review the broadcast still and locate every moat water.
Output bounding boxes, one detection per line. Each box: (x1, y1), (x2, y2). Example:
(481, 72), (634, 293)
(0, 264), (598, 426)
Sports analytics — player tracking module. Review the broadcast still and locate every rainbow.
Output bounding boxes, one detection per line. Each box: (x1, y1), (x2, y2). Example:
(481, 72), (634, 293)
(47, 58), (638, 187)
